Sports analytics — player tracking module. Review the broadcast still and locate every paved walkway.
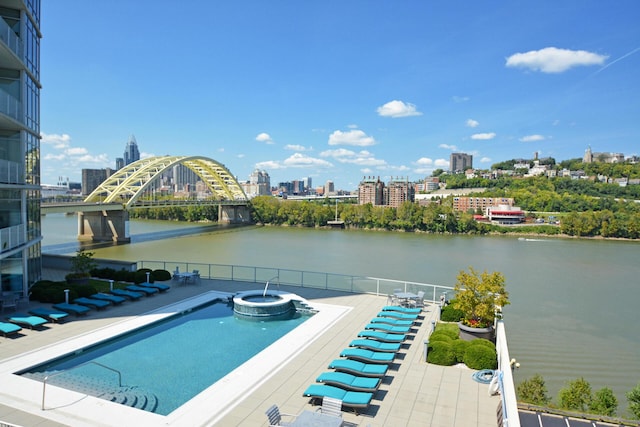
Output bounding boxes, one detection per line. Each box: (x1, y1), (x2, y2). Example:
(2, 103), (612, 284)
(0, 270), (499, 427)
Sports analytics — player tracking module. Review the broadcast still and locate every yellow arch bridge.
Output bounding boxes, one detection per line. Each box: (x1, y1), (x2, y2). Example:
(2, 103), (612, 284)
(78, 155), (250, 243)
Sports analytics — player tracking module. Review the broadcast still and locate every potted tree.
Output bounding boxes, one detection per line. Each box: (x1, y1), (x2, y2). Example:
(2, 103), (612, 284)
(452, 267), (509, 341)
(65, 249), (98, 285)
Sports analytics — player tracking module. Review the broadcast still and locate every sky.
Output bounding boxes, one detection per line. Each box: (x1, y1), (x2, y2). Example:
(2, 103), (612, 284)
(40, 1), (640, 190)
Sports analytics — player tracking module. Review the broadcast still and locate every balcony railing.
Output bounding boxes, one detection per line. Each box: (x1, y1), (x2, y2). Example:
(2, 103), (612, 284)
(0, 17), (23, 60)
(0, 89), (21, 123)
(0, 223), (26, 253)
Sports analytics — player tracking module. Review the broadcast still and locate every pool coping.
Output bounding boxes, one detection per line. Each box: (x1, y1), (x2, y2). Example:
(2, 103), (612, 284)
(0, 291), (351, 426)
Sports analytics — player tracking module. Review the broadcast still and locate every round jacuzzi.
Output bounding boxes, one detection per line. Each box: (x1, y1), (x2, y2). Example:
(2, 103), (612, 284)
(233, 290), (298, 318)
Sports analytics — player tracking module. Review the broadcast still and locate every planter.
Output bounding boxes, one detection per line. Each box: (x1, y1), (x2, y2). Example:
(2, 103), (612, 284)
(458, 322), (495, 342)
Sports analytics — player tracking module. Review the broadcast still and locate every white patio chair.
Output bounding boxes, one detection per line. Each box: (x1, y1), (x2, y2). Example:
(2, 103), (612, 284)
(265, 404), (297, 426)
(317, 396), (343, 418)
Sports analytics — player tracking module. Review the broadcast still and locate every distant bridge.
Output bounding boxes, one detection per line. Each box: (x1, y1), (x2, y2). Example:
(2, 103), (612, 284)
(42, 155), (251, 244)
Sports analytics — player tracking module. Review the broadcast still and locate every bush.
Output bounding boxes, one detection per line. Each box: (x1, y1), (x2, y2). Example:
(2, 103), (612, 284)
(134, 270), (151, 284)
(440, 304), (464, 322)
(558, 377), (592, 412)
(70, 284), (98, 298)
(434, 323), (460, 339)
(589, 387), (618, 416)
(427, 341), (457, 366)
(91, 267), (116, 280)
(451, 339), (470, 363)
(627, 382), (640, 419)
(151, 269), (171, 281)
(429, 332), (454, 343)
(517, 374), (551, 406)
(463, 343), (497, 370)
(468, 338), (495, 349)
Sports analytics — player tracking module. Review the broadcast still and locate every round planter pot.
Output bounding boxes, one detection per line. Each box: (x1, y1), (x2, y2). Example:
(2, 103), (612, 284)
(458, 322), (495, 342)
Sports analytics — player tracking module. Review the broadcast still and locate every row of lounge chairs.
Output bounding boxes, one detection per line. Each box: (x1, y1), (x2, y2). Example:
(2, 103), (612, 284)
(0, 281), (171, 338)
(302, 304), (423, 414)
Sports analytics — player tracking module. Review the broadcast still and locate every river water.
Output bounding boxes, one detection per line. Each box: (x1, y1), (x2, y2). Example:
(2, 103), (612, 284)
(41, 214), (640, 413)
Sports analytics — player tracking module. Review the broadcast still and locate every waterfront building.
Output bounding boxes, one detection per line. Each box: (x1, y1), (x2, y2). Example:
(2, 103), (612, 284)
(450, 152), (473, 173)
(123, 134), (140, 165)
(0, 0), (42, 295)
(324, 180), (335, 196)
(358, 176), (384, 205)
(241, 169), (270, 198)
(385, 177), (414, 208)
(486, 204), (525, 224)
(453, 196), (514, 213)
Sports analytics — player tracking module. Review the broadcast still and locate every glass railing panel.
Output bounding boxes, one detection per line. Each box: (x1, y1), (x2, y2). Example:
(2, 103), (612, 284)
(0, 89), (21, 122)
(0, 224), (26, 253)
(0, 18), (23, 59)
(0, 158), (23, 183)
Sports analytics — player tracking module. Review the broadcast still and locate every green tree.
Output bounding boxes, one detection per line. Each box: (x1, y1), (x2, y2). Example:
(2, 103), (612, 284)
(452, 267), (509, 328)
(627, 382), (640, 419)
(517, 374), (551, 406)
(558, 377), (592, 412)
(589, 387), (618, 417)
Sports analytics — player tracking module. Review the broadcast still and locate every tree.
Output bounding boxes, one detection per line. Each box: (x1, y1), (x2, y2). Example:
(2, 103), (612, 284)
(452, 267), (509, 328)
(517, 374), (551, 406)
(627, 382), (640, 419)
(589, 387), (618, 417)
(558, 377), (592, 412)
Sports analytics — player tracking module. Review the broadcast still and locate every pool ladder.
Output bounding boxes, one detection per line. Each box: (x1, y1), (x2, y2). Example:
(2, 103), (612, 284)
(262, 275), (280, 298)
(41, 361), (122, 410)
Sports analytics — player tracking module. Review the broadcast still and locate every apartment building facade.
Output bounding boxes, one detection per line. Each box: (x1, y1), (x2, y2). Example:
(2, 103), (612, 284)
(0, 0), (42, 295)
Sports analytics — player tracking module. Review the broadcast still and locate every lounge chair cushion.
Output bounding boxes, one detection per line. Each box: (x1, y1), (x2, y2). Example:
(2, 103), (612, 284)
(357, 330), (406, 343)
(73, 297), (110, 310)
(381, 305), (421, 314)
(339, 348), (395, 364)
(126, 285), (158, 295)
(53, 303), (91, 316)
(0, 321), (22, 336)
(364, 323), (411, 334)
(7, 313), (47, 329)
(303, 384), (373, 409)
(370, 317), (414, 326)
(328, 359), (388, 377)
(91, 293), (126, 305)
(349, 339), (401, 353)
(110, 289), (143, 300)
(376, 311), (418, 320)
(29, 307), (69, 322)
(316, 371), (381, 392)
(139, 282), (170, 292)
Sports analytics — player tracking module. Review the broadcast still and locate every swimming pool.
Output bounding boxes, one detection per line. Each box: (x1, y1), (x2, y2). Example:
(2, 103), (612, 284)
(0, 291), (350, 426)
(22, 299), (309, 415)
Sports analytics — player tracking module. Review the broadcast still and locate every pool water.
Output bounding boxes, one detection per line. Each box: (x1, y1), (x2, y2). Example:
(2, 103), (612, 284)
(23, 301), (308, 415)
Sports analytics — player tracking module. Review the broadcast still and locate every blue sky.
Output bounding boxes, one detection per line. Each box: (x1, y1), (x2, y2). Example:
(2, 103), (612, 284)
(40, 1), (640, 190)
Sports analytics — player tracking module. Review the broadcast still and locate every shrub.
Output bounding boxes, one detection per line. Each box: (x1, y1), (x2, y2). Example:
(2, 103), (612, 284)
(434, 322), (460, 339)
(70, 284), (98, 298)
(427, 341), (457, 366)
(134, 270), (151, 284)
(517, 374), (551, 406)
(91, 267), (116, 280)
(429, 332), (454, 343)
(589, 387), (618, 417)
(558, 377), (592, 412)
(627, 382), (640, 419)
(151, 269), (171, 281)
(468, 338), (495, 350)
(451, 339), (470, 363)
(463, 343), (497, 370)
(440, 304), (464, 322)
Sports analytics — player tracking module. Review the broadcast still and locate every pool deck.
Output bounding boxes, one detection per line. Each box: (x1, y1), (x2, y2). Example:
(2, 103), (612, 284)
(0, 272), (499, 427)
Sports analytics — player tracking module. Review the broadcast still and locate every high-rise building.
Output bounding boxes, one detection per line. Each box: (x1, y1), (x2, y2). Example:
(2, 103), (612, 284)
(358, 176), (385, 205)
(115, 157), (124, 170)
(123, 135), (140, 165)
(82, 168), (115, 196)
(385, 178), (415, 208)
(0, 1), (42, 295)
(450, 152), (473, 173)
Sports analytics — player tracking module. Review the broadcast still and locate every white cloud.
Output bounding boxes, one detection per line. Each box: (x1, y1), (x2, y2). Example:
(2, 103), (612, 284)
(43, 153), (65, 161)
(328, 129), (376, 146)
(506, 47), (608, 73)
(439, 143), (458, 151)
(480, 157), (492, 163)
(415, 157), (433, 166)
(66, 147), (88, 156)
(320, 148), (386, 166)
(284, 144), (309, 151)
(519, 134), (546, 142)
(452, 96), (470, 103)
(376, 100), (423, 118)
(434, 159), (449, 167)
(471, 132), (496, 140)
(283, 153), (332, 168)
(466, 119), (479, 128)
(255, 160), (282, 170)
(76, 154), (109, 163)
(41, 133), (71, 149)
(255, 132), (274, 144)
(140, 151), (155, 158)
(237, 154), (245, 158)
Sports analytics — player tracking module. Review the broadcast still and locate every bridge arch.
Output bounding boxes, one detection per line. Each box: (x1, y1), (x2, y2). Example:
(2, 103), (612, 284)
(84, 155), (247, 209)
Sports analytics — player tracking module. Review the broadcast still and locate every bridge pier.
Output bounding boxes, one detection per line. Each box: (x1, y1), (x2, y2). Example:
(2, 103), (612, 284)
(219, 205), (252, 224)
(78, 209), (131, 243)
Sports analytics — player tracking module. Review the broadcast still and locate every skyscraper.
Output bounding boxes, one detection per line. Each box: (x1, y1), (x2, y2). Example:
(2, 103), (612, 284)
(124, 135), (140, 165)
(0, 1), (42, 294)
(450, 152), (473, 173)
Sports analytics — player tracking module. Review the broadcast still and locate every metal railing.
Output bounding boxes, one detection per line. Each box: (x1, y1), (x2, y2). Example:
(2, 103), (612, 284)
(0, 224), (25, 253)
(495, 320), (520, 427)
(41, 361), (122, 411)
(138, 260), (455, 303)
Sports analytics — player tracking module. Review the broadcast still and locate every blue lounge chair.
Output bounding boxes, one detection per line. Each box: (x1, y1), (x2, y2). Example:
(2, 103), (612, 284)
(73, 297), (110, 310)
(303, 384), (373, 414)
(110, 289), (143, 300)
(316, 371), (381, 392)
(364, 323), (411, 334)
(381, 305), (421, 314)
(328, 359), (388, 378)
(339, 348), (395, 364)
(138, 281), (170, 292)
(6, 313), (47, 329)
(370, 317), (414, 326)
(53, 303), (90, 316)
(91, 293), (126, 305)
(0, 321), (22, 336)
(126, 285), (158, 295)
(357, 330), (406, 343)
(29, 307), (69, 323)
(377, 311), (419, 320)
(349, 339), (401, 353)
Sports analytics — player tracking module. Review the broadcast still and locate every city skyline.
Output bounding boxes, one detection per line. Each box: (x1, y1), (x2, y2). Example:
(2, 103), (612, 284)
(40, 1), (639, 190)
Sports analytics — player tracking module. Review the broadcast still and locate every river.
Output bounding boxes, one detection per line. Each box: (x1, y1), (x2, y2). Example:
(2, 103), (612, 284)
(41, 213), (640, 415)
